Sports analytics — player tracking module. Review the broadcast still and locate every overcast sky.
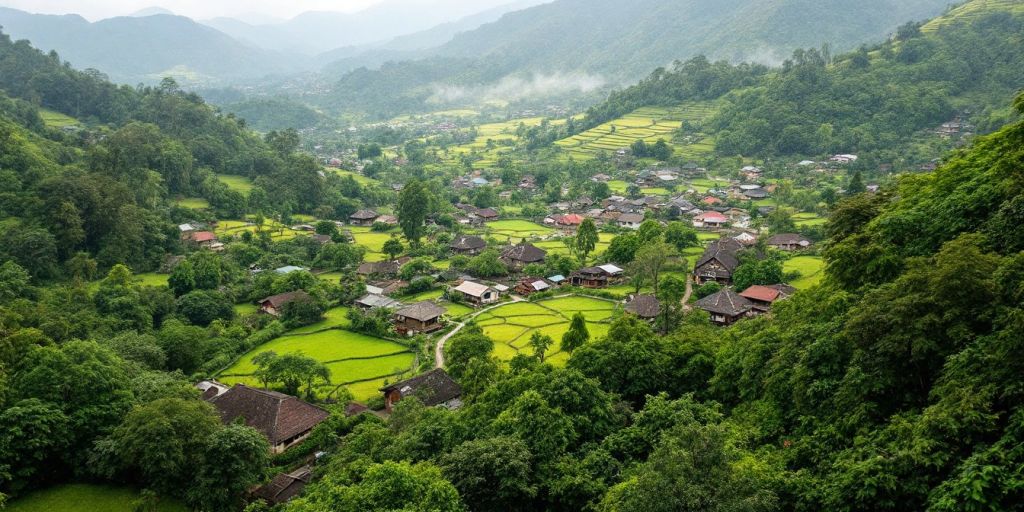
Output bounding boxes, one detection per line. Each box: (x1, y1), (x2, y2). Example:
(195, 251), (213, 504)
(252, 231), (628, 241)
(0, 0), (401, 21)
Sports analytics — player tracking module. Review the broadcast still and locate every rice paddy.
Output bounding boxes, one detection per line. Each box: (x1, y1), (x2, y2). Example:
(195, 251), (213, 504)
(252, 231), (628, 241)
(39, 109), (80, 128)
(784, 255), (826, 290)
(475, 296), (618, 366)
(556, 102), (719, 160)
(215, 174), (255, 194)
(175, 197), (210, 210)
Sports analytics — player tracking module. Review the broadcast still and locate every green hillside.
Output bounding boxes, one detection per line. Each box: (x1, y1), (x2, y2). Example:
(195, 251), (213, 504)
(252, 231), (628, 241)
(556, 101), (719, 159)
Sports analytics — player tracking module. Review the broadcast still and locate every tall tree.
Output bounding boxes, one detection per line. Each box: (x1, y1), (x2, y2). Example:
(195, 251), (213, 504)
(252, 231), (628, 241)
(561, 312), (590, 355)
(188, 424), (270, 512)
(398, 180), (429, 246)
(529, 332), (553, 363)
(575, 219), (599, 264)
(382, 237), (405, 261)
(630, 242), (672, 296)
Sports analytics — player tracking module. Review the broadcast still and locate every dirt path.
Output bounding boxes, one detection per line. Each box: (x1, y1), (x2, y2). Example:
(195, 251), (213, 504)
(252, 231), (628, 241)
(434, 296), (525, 368)
(681, 275), (694, 311)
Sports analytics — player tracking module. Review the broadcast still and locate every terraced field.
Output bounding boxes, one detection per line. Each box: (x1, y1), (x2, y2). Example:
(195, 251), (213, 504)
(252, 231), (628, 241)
(472, 219), (555, 243)
(443, 117), (569, 168)
(922, 0), (1024, 33)
(556, 102), (719, 160)
(476, 296), (617, 366)
(793, 212), (827, 227)
(218, 323), (416, 402)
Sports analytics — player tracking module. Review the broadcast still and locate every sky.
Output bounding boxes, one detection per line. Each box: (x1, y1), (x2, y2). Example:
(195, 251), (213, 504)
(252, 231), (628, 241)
(0, 0), (395, 21)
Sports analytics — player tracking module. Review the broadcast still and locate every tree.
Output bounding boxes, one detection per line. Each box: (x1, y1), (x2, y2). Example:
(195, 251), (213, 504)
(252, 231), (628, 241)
(157, 320), (209, 374)
(287, 461), (463, 512)
(631, 242), (672, 296)
(315, 220), (337, 236)
(637, 220), (664, 244)
(491, 390), (575, 463)
(529, 332), (553, 363)
(847, 170), (867, 196)
(466, 249), (508, 278)
(253, 352), (331, 398)
(189, 424), (270, 512)
(0, 261), (31, 302)
(440, 437), (536, 511)
(561, 312), (590, 355)
(575, 219), (599, 264)
(657, 276), (688, 333)
(732, 257), (784, 292)
(606, 233), (641, 264)
(382, 237), (405, 261)
(398, 180), (429, 246)
(176, 290), (234, 327)
(664, 222), (699, 252)
(444, 326), (494, 381)
(167, 260), (195, 296)
(281, 297), (325, 327)
(0, 399), (71, 495)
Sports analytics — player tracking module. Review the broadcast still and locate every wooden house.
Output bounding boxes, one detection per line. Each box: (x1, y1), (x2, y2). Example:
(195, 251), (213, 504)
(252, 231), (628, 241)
(739, 284), (796, 314)
(693, 239), (743, 285)
(381, 368), (462, 413)
(450, 235), (487, 256)
(514, 277), (553, 296)
(453, 281), (499, 306)
(624, 294), (661, 321)
(570, 267), (609, 288)
(617, 213), (645, 230)
(208, 385), (329, 454)
(349, 209), (379, 226)
(767, 233), (812, 251)
(500, 243), (547, 271)
(694, 289), (753, 326)
(393, 302), (446, 335)
(258, 290), (312, 317)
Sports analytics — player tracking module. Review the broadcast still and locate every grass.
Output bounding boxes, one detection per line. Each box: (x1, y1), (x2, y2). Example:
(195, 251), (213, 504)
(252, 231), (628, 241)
(477, 296), (618, 366)
(234, 303), (258, 316)
(216, 174), (255, 194)
(288, 307), (352, 334)
(175, 197), (210, 210)
(39, 109), (80, 128)
(7, 484), (186, 512)
(327, 168), (378, 186)
(134, 273), (168, 287)
(784, 256), (826, 290)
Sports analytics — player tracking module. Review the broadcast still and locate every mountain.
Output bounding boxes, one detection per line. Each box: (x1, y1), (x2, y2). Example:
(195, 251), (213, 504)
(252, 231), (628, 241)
(0, 7), (303, 85)
(313, 0), (954, 117)
(204, 0), (553, 55)
(129, 7), (174, 17)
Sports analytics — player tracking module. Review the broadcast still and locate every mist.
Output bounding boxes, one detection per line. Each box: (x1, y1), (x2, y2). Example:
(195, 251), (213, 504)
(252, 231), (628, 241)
(428, 72), (607, 105)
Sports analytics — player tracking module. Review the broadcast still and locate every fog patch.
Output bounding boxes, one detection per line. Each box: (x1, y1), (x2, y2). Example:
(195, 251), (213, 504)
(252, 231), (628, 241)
(428, 72), (606, 104)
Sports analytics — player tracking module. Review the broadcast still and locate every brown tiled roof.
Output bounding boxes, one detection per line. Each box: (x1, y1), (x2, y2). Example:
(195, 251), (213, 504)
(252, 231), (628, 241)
(210, 385), (328, 445)
(501, 243), (547, 263)
(474, 208), (499, 218)
(694, 289), (753, 317)
(767, 233), (811, 245)
(625, 295), (661, 318)
(381, 368), (461, 407)
(259, 290), (311, 309)
(617, 213), (645, 223)
(450, 235), (487, 251)
(345, 402), (370, 416)
(253, 465), (313, 505)
(357, 261), (400, 276)
(350, 209), (379, 220)
(395, 301), (446, 322)
(695, 238), (743, 272)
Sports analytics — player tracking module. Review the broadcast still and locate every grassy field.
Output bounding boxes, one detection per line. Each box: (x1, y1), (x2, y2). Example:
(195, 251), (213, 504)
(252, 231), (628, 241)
(175, 197), (210, 210)
(473, 219), (556, 243)
(39, 109), (80, 128)
(218, 323), (415, 401)
(215, 217), (306, 241)
(793, 212), (827, 227)
(327, 168), (379, 186)
(784, 255), (826, 290)
(134, 273), (169, 287)
(216, 174), (255, 194)
(476, 296), (617, 366)
(441, 117), (567, 169)
(556, 102), (719, 160)
(7, 484), (186, 512)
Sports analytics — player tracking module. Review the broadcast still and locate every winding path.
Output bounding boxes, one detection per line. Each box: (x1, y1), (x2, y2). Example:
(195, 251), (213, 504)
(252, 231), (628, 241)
(434, 296), (525, 368)
(681, 275), (694, 311)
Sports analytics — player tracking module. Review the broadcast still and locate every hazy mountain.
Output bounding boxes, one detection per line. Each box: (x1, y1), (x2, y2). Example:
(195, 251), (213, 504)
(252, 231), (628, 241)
(0, 7), (305, 85)
(203, 0), (553, 55)
(128, 7), (174, 17)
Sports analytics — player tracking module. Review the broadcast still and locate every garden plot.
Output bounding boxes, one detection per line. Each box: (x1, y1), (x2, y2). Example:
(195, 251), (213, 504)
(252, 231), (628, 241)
(478, 296), (617, 365)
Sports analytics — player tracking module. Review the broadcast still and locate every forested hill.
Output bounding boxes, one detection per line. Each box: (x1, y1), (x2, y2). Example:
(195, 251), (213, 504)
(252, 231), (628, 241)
(314, 0), (950, 117)
(579, 0), (1024, 161)
(0, 7), (300, 85)
(0, 28), (333, 277)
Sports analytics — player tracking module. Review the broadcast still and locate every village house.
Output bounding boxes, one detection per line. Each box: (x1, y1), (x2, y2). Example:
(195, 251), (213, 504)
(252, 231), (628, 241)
(767, 233), (813, 251)
(349, 209), (379, 226)
(381, 368), (462, 413)
(471, 208), (500, 222)
(743, 187), (769, 200)
(693, 211), (728, 229)
(570, 264), (624, 289)
(369, 279), (408, 296)
(208, 385), (329, 454)
(624, 294), (661, 321)
(183, 230), (218, 248)
(258, 290), (312, 317)
(501, 243), (547, 271)
(453, 281), (500, 306)
(547, 213), (585, 228)
(355, 293), (403, 311)
(739, 284), (796, 314)
(450, 235), (487, 255)
(376, 214), (399, 226)
(514, 277), (553, 296)
(617, 213), (645, 230)
(253, 466), (313, 506)
(694, 289), (754, 326)
(357, 260), (401, 277)
(393, 301), (447, 335)
(732, 231), (759, 246)
(693, 238), (743, 285)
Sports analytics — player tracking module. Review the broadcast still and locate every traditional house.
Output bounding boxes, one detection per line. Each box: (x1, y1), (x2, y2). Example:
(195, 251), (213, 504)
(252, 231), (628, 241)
(570, 267), (608, 288)
(550, 213), (585, 227)
(355, 293), (402, 311)
(694, 289), (753, 326)
(624, 295), (661, 321)
(369, 279), (408, 296)
(598, 264), (625, 280)
(514, 277), (553, 296)
(472, 208), (499, 222)
(743, 187), (769, 200)
(357, 260), (400, 277)
(450, 235), (487, 256)
(453, 281), (499, 306)
(500, 243), (547, 271)
(767, 233), (812, 251)
(258, 290), (312, 317)
(196, 380), (230, 400)
(693, 211), (728, 229)
(184, 230), (218, 248)
(617, 213), (645, 230)
(732, 231), (758, 246)
(253, 466), (313, 506)
(393, 302), (447, 334)
(349, 210), (379, 226)
(693, 239), (743, 285)
(739, 284), (796, 314)
(381, 368), (462, 413)
(208, 385), (329, 453)
(376, 215), (399, 226)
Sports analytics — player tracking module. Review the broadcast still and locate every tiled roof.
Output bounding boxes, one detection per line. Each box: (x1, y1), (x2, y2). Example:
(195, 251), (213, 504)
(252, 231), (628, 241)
(210, 385), (328, 445)
(450, 235), (487, 251)
(395, 301), (446, 322)
(381, 368), (461, 407)
(625, 295), (661, 318)
(501, 243), (547, 263)
(695, 289), (753, 317)
(259, 290), (311, 309)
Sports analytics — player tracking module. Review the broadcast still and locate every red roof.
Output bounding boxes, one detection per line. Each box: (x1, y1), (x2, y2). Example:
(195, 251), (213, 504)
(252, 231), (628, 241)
(697, 212), (727, 222)
(739, 285), (782, 303)
(702, 196), (722, 205)
(557, 214), (585, 225)
(190, 231), (217, 242)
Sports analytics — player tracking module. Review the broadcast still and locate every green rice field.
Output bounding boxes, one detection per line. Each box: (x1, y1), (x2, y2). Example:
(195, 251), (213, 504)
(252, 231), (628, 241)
(175, 197), (210, 210)
(215, 174), (254, 194)
(39, 109), (80, 128)
(784, 256), (826, 290)
(476, 296), (617, 366)
(473, 219), (555, 243)
(7, 484), (186, 512)
(556, 102), (719, 160)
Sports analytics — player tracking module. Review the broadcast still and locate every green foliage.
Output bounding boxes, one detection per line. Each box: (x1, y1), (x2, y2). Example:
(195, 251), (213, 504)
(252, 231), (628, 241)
(398, 180), (429, 246)
(286, 461), (464, 512)
(253, 351), (331, 399)
(561, 312), (590, 355)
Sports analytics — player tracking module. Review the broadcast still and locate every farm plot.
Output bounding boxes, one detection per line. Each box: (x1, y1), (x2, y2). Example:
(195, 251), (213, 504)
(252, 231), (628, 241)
(556, 101), (719, 160)
(216, 174), (254, 194)
(39, 109), (80, 128)
(478, 296), (617, 366)
(793, 212), (827, 227)
(218, 327), (415, 401)
(474, 220), (555, 243)
(784, 255), (826, 290)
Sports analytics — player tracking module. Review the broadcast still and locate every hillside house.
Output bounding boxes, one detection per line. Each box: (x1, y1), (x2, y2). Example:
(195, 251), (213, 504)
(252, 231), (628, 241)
(258, 290), (312, 317)
(349, 209), (379, 226)
(693, 211), (728, 229)
(184, 230), (218, 248)
(450, 235), (487, 256)
(693, 238), (743, 285)
(381, 368), (462, 413)
(472, 208), (499, 222)
(739, 284), (796, 314)
(624, 294), (661, 321)
(355, 293), (402, 311)
(695, 289), (753, 326)
(393, 301), (446, 335)
(453, 281), (499, 306)
(208, 385), (329, 454)
(501, 243), (547, 270)
(570, 267), (610, 288)
(357, 260), (401, 277)
(767, 233), (812, 251)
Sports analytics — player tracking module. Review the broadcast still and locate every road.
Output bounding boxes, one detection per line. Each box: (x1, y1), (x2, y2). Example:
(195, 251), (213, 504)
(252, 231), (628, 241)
(434, 296), (525, 368)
